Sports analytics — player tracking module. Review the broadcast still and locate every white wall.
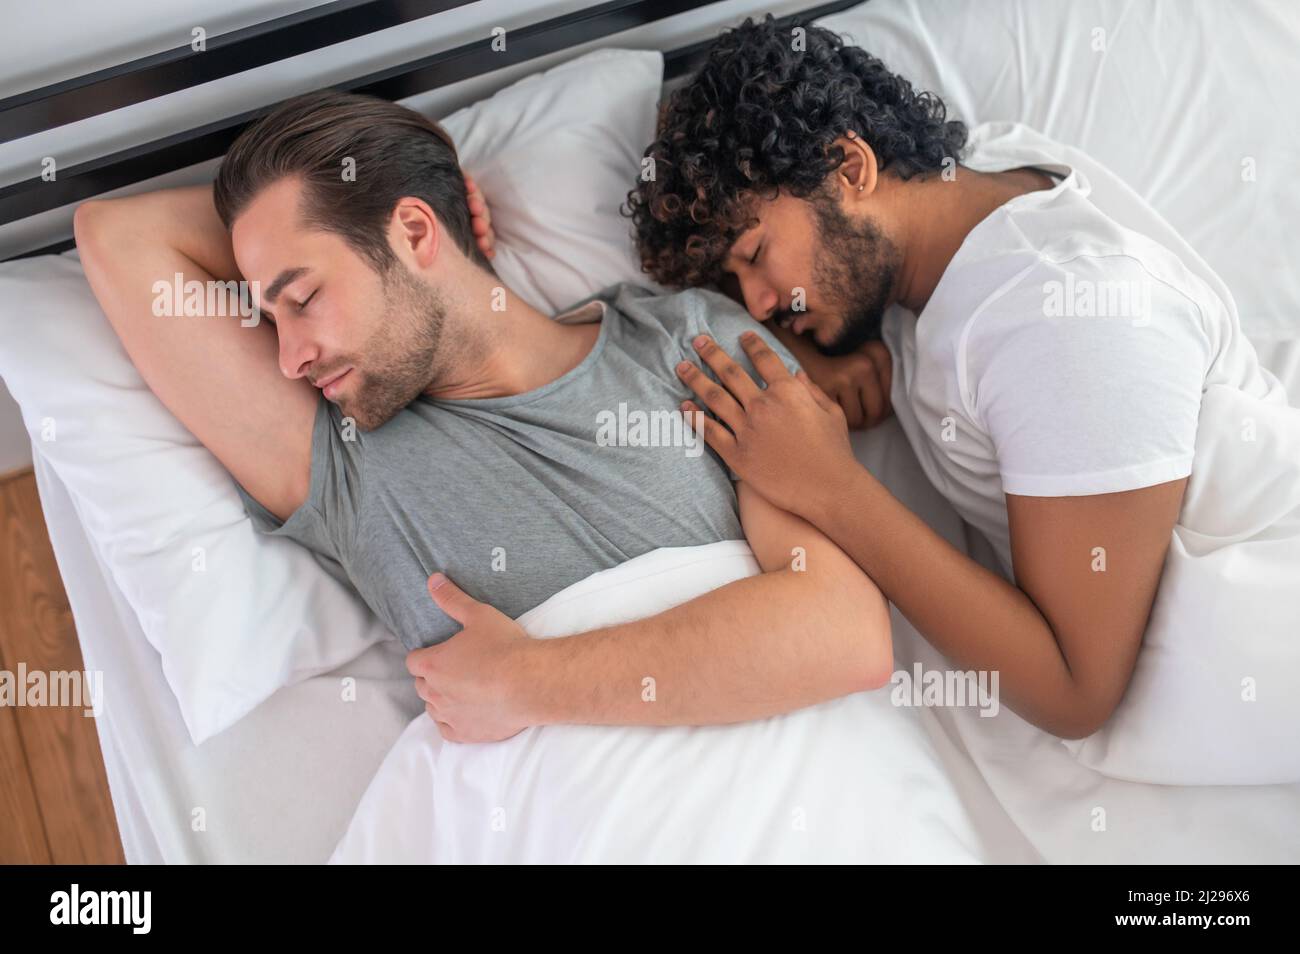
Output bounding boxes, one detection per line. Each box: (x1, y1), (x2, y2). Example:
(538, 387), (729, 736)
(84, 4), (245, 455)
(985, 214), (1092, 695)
(0, 0), (823, 470)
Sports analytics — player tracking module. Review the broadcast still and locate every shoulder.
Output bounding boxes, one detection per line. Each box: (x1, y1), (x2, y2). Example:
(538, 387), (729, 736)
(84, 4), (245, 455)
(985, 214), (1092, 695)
(599, 282), (762, 347)
(602, 282), (800, 376)
(602, 282), (750, 335)
(981, 184), (1221, 335)
(963, 251), (1210, 431)
(966, 250), (1212, 363)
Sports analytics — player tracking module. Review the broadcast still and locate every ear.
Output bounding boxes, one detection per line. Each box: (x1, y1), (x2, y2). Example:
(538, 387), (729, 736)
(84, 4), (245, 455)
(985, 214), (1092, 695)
(390, 197), (442, 269)
(830, 132), (880, 202)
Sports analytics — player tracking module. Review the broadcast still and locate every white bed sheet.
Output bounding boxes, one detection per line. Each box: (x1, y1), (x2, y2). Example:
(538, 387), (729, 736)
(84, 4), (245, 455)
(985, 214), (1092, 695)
(35, 453), (423, 863)
(36, 338), (1300, 863)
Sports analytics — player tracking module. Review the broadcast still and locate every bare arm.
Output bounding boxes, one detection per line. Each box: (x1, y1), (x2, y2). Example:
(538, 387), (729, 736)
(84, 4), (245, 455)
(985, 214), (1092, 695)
(807, 469), (1182, 738)
(411, 481), (894, 739)
(518, 482), (893, 726)
(74, 186), (316, 519)
(677, 331), (1184, 739)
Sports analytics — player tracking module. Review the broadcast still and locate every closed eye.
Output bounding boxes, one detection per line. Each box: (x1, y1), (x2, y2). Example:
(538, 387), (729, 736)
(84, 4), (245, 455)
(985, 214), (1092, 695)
(749, 243), (762, 266)
(295, 290), (317, 313)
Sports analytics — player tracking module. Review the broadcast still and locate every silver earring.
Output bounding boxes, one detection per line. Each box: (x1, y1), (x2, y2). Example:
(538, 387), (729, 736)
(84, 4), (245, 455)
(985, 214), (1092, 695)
(858, 185), (865, 191)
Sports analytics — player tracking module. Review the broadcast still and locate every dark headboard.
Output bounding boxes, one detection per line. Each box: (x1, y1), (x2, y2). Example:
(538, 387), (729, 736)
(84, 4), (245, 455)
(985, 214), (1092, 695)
(0, 0), (864, 262)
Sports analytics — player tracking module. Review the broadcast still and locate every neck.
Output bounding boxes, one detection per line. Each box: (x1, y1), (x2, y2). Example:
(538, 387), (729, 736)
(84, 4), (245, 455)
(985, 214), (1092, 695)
(423, 273), (598, 401)
(890, 167), (1050, 315)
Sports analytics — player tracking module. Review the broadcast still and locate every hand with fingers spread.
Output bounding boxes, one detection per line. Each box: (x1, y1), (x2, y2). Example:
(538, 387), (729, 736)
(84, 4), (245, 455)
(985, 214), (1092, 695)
(676, 332), (860, 521)
(406, 572), (534, 743)
(463, 173), (496, 261)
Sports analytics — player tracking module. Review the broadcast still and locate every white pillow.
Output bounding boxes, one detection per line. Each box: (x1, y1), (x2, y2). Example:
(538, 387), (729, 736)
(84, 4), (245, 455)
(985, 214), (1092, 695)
(817, 0), (1300, 340)
(440, 48), (667, 311)
(0, 253), (388, 743)
(0, 48), (664, 744)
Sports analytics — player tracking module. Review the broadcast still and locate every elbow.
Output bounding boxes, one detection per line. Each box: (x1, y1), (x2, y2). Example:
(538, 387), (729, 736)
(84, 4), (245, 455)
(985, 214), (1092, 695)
(841, 585), (894, 694)
(73, 199), (110, 260)
(856, 623), (894, 693)
(74, 197), (136, 260)
(1052, 720), (1101, 743)
(72, 199), (101, 242)
(860, 653), (894, 693)
(1046, 696), (1117, 741)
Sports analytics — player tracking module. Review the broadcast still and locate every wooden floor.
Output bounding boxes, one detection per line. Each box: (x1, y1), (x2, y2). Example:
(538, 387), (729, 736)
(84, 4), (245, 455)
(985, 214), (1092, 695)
(0, 467), (124, 864)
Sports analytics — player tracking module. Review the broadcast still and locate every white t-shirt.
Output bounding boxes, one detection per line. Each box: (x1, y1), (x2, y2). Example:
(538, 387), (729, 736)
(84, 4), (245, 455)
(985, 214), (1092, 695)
(882, 122), (1276, 577)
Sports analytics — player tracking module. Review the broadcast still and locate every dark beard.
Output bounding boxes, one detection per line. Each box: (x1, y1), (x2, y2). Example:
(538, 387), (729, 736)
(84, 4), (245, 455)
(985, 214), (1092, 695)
(344, 263), (446, 430)
(808, 194), (902, 357)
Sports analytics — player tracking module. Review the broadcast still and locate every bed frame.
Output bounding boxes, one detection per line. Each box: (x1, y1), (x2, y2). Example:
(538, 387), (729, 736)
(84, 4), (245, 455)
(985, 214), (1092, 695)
(0, 0), (863, 263)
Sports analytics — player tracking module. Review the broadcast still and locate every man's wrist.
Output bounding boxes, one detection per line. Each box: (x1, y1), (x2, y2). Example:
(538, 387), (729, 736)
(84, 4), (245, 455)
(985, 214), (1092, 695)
(511, 636), (557, 728)
(804, 458), (870, 527)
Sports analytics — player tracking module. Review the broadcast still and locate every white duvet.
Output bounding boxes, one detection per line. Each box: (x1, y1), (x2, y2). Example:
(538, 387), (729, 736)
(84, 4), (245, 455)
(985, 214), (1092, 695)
(1064, 377), (1300, 785)
(330, 540), (985, 864)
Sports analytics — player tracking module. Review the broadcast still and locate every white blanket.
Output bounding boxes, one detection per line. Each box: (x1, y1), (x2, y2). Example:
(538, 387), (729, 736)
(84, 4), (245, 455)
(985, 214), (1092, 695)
(330, 540), (987, 864)
(1065, 377), (1300, 784)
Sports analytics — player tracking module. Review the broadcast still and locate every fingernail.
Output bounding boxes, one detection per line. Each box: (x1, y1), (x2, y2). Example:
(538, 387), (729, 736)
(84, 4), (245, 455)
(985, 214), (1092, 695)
(429, 572), (447, 590)
(676, 360), (692, 373)
(693, 335), (709, 349)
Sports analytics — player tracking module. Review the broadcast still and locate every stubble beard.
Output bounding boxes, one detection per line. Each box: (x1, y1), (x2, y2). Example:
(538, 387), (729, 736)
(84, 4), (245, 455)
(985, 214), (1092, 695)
(339, 263), (447, 431)
(809, 194), (903, 357)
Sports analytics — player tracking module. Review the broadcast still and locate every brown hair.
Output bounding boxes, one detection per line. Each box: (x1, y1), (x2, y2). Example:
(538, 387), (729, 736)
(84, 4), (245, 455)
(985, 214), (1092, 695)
(213, 90), (488, 274)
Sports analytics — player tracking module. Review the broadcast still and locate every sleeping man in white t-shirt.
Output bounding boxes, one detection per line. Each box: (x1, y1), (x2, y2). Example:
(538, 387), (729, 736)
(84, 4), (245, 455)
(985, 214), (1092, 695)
(602, 17), (1277, 740)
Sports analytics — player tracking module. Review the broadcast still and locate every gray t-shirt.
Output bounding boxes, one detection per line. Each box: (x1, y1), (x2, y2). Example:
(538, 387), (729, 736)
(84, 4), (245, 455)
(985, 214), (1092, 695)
(237, 282), (799, 650)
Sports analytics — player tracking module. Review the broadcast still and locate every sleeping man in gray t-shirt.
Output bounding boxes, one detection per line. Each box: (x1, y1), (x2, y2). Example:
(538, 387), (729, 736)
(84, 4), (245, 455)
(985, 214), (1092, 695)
(75, 90), (892, 743)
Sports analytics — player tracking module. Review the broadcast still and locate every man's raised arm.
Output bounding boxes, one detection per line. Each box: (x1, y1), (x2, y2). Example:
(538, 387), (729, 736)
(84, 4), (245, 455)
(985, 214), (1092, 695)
(74, 186), (316, 520)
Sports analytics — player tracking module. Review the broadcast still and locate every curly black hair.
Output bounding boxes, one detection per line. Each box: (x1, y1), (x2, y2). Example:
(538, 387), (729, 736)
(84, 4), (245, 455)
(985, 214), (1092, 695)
(625, 16), (967, 288)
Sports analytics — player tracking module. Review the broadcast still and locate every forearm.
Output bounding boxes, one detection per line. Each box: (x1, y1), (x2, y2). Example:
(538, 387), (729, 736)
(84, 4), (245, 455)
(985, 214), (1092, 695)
(807, 467), (1093, 737)
(77, 184), (240, 282)
(520, 566), (890, 728)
